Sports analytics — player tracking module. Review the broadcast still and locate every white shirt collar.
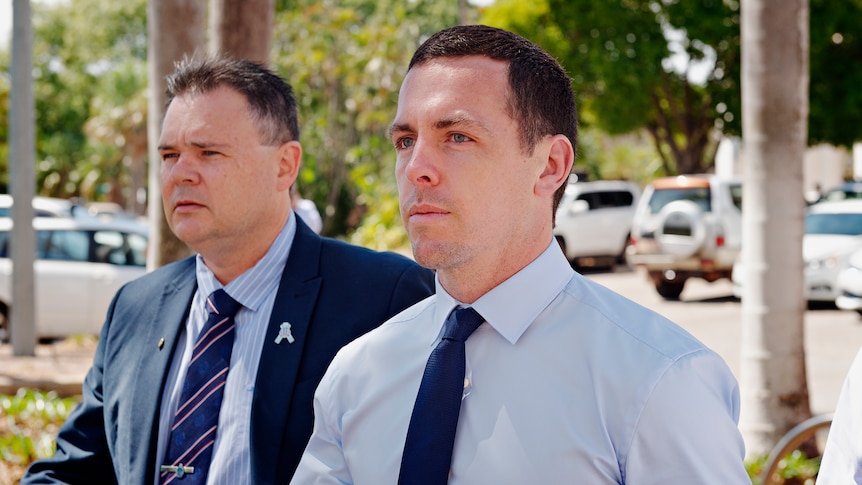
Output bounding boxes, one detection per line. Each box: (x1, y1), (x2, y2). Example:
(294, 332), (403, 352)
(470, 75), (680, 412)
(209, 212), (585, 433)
(433, 240), (574, 344)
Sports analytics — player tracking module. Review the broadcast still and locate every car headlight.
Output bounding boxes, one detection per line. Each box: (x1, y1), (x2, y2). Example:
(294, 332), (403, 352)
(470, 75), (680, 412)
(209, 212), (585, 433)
(806, 255), (839, 270)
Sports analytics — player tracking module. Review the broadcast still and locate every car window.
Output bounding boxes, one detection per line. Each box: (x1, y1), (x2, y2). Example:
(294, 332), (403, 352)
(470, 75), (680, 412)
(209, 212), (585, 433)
(597, 190), (634, 208)
(729, 184), (743, 210)
(0, 230), (8, 257)
(38, 229), (90, 261)
(806, 213), (862, 236)
(648, 187), (712, 214)
(576, 190), (635, 210)
(94, 230), (147, 267)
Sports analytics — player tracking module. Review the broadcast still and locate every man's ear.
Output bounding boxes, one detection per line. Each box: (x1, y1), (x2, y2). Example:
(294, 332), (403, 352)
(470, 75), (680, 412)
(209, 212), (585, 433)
(277, 141), (303, 192)
(535, 134), (574, 197)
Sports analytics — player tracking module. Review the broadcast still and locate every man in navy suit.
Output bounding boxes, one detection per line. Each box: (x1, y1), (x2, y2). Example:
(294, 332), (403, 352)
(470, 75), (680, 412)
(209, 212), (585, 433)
(22, 56), (434, 485)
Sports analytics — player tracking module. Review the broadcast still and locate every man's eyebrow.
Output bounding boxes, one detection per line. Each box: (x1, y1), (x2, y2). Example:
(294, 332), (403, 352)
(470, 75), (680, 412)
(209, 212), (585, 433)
(435, 115), (493, 136)
(157, 141), (229, 151)
(388, 115), (492, 139)
(388, 122), (412, 139)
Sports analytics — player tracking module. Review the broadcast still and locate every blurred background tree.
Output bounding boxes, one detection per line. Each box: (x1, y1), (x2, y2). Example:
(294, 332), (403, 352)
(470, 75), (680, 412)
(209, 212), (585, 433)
(481, 0), (862, 178)
(1, 0), (861, 248)
(272, 0), (466, 247)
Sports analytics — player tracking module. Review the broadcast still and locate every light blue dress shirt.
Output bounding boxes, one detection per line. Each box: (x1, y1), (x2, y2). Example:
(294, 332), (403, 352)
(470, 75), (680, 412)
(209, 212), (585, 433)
(293, 241), (749, 484)
(818, 347), (862, 484)
(154, 213), (296, 485)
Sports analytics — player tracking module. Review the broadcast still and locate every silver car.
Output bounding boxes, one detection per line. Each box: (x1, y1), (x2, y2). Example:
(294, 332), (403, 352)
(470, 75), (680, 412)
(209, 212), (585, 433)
(0, 215), (148, 341)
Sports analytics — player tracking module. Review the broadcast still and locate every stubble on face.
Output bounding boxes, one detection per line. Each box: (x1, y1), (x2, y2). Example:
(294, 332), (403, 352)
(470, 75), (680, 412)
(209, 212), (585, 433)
(394, 58), (542, 300)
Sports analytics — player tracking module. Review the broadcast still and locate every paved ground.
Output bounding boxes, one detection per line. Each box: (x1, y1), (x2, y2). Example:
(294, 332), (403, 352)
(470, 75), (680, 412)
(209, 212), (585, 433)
(0, 337), (96, 397)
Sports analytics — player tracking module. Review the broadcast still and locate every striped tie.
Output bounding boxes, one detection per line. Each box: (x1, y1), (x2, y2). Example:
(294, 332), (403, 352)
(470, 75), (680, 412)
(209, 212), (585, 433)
(160, 289), (241, 484)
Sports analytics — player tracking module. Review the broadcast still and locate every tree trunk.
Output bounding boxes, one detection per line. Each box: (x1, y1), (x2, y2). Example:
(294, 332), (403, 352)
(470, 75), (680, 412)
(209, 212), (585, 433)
(738, 0), (811, 456)
(208, 0), (274, 63)
(146, 0), (206, 269)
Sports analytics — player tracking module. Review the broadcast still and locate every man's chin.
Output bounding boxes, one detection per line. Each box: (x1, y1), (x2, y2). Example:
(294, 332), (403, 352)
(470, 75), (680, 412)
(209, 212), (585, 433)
(411, 241), (455, 270)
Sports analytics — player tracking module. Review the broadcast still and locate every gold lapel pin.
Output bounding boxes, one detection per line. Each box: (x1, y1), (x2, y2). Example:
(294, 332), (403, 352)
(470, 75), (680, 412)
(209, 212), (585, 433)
(158, 338), (165, 350)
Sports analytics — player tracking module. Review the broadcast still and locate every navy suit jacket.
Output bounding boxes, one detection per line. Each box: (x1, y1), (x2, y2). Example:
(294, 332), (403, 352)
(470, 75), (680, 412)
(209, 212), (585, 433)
(23, 219), (435, 484)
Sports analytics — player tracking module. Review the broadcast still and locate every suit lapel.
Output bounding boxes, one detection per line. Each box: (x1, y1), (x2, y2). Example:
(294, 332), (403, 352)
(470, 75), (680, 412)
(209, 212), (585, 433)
(250, 222), (322, 484)
(127, 260), (197, 485)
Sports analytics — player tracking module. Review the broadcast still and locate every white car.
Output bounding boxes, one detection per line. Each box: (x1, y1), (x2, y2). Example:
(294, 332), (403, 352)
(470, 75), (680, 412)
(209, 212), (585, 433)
(628, 174), (743, 299)
(0, 194), (80, 218)
(836, 248), (862, 314)
(733, 199), (862, 302)
(0, 216), (149, 341)
(553, 179), (640, 268)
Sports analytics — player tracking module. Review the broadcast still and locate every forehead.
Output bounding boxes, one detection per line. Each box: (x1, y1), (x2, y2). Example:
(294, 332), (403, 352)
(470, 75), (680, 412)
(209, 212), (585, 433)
(161, 87), (254, 140)
(395, 56), (511, 125)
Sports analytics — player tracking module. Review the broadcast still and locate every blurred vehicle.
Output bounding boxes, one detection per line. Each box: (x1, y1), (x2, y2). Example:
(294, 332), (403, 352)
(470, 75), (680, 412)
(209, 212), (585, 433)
(837, 247), (862, 314)
(628, 174), (743, 300)
(0, 216), (149, 341)
(553, 179), (640, 268)
(0, 194), (80, 218)
(733, 200), (862, 302)
(818, 181), (862, 203)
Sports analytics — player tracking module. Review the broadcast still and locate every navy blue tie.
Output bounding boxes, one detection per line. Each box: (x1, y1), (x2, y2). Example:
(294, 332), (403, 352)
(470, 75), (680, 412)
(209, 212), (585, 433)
(398, 307), (485, 485)
(160, 289), (241, 484)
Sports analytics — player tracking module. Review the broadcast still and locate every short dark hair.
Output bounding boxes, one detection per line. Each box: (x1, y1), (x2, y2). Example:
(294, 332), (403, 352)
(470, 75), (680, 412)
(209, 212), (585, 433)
(409, 25), (578, 214)
(165, 55), (300, 146)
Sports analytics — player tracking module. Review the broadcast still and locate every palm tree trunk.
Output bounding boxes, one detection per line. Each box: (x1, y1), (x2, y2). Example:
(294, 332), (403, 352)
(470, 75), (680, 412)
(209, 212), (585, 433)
(739, 0), (811, 456)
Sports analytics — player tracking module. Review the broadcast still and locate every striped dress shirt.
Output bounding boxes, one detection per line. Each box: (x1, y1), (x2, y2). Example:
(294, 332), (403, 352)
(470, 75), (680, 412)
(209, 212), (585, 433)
(154, 213), (296, 484)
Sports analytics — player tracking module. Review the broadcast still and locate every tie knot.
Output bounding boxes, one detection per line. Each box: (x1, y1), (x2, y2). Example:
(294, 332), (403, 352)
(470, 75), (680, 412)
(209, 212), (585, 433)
(207, 289), (241, 317)
(442, 307), (484, 342)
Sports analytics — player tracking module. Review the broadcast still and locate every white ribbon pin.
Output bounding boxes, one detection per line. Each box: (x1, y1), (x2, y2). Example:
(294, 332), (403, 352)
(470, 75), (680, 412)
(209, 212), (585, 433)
(275, 322), (295, 344)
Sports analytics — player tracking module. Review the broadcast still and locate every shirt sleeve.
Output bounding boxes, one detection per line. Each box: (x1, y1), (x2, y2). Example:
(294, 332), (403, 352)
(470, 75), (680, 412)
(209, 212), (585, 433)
(818, 347), (862, 485)
(291, 359), (354, 485)
(624, 349), (750, 485)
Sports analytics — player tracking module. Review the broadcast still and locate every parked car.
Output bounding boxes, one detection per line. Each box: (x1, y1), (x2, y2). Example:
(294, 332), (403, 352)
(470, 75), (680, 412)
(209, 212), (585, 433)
(0, 216), (149, 341)
(628, 174), (743, 300)
(818, 181), (862, 203)
(733, 199), (862, 303)
(0, 194), (81, 218)
(553, 179), (640, 268)
(836, 247), (862, 314)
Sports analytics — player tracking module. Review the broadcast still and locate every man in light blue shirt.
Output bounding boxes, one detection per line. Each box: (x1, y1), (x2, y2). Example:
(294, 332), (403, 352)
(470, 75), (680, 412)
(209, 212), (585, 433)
(293, 25), (749, 484)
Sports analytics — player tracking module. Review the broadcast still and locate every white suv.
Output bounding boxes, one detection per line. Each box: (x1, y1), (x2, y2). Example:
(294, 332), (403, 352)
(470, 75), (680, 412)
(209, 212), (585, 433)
(554, 179), (640, 268)
(0, 216), (149, 341)
(628, 174), (743, 299)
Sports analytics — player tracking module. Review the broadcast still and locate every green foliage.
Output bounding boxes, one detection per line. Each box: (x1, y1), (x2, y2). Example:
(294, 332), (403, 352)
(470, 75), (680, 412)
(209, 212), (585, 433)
(746, 450), (820, 485)
(483, 0), (862, 178)
(272, 0), (461, 245)
(0, 388), (80, 481)
(809, 0), (862, 148)
(482, 0), (736, 176)
(3, 0), (148, 206)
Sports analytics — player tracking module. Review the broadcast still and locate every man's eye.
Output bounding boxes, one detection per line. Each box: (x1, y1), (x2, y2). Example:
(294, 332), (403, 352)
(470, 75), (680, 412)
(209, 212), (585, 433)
(452, 133), (469, 143)
(396, 137), (415, 149)
(161, 153), (178, 161)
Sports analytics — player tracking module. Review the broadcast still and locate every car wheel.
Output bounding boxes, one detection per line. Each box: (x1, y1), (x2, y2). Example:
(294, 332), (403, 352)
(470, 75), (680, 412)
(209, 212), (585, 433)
(655, 200), (707, 258)
(655, 278), (686, 300)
